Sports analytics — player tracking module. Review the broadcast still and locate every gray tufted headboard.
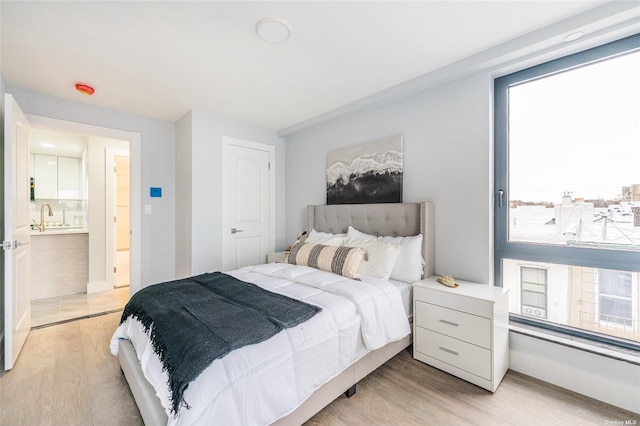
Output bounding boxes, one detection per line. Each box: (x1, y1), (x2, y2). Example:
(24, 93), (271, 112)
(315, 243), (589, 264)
(307, 202), (434, 279)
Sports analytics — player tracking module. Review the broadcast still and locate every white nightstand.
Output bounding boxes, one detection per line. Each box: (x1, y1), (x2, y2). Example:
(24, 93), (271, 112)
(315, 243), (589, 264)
(413, 276), (509, 392)
(267, 251), (288, 263)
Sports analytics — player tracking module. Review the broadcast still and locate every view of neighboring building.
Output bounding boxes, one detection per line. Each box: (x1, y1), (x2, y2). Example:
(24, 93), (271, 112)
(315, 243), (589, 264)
(505, 185), (639, 343)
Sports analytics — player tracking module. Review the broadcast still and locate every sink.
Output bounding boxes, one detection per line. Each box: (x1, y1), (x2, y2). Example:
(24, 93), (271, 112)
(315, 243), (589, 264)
(31, 227), (88, 235)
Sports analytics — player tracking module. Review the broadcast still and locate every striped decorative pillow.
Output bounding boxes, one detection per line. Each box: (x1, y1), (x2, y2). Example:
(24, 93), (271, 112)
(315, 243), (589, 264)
(286, 241), (366, 279)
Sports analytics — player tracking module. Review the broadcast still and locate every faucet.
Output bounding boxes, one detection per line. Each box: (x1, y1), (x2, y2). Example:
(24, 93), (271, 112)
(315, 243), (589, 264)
(33, 203), (54, 232)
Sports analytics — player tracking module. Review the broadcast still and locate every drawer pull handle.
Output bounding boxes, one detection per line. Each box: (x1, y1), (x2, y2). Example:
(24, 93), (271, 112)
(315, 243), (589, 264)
(439, 319), (459, 327)
(439, 346), (459, 356)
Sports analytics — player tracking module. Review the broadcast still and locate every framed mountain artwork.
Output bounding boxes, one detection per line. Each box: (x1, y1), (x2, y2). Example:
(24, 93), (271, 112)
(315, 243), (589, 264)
(326, 136), (403, 205)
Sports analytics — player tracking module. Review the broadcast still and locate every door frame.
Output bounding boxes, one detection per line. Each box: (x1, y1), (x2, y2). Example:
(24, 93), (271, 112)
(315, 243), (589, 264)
(220, 135), (275, 271)
(25, 115), (142, 294)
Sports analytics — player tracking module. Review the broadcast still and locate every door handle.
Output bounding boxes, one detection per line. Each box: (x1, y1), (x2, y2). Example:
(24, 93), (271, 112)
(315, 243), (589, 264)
(231, 228), (244, 234)
(2, 240), (30, 250)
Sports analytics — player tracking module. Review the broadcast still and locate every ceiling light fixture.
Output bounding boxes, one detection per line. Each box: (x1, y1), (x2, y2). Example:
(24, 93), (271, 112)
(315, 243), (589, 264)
(75, 83), (95, 95)
(564, 31), (584, 42)
(256, 17), (291, 43)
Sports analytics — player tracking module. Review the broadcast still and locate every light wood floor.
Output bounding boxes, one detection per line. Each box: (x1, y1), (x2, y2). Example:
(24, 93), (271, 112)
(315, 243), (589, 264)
(31, 286), (129, 327)
(1, 312), (637, 426)
(0, 312), (142, 426)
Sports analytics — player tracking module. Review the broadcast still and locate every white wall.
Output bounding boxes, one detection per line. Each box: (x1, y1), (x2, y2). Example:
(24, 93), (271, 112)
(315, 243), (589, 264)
(511, 332), (640, 413)
(7, 86), (176, 287)
(175, 111), (193, 278)
(175, 109), (285, 276)
(285, 73), (493, 285)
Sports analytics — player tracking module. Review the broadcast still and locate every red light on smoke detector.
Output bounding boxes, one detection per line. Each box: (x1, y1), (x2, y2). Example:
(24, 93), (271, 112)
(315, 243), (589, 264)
(75, 83), (95, 95)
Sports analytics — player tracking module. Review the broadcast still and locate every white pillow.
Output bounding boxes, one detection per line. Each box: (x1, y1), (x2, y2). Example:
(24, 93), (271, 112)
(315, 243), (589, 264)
(343, 236), (401, 280)
(348, 226), (424, 283)
(379, 234), (424, 283)
(347, 226), (377, 241)
(306, 229), (347, 246)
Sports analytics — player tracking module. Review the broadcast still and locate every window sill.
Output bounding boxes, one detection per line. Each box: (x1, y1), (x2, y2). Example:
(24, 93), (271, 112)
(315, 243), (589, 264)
(509, 323), (640, 366)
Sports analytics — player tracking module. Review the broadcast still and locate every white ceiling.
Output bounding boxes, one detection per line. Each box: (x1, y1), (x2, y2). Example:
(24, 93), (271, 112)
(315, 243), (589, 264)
(0, 1), (632, 131)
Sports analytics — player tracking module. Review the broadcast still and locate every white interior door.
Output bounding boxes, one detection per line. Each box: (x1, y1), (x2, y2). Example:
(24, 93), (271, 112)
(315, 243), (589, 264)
(114, 154), (130, 287)
(3, 94), (32, 370)
(221, 136), (275, 271)
(105, 148), (130, 289)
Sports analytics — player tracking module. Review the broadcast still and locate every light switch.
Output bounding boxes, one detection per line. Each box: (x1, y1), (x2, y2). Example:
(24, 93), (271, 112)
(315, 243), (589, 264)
(144, 204), (153, 215)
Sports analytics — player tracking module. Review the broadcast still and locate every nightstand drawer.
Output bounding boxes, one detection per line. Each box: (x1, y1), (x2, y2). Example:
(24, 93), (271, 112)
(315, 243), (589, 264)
(415, 327), (491, 380)
(415, 301), (491, 349)
(413, 285), (495, 318)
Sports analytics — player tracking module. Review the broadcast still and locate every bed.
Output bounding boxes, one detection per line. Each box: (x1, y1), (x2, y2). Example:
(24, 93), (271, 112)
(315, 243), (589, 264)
(112, 202), (434, 425)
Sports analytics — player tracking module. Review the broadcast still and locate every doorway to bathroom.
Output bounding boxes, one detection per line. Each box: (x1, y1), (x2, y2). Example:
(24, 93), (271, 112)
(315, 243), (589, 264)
(29, 128), (131, 327)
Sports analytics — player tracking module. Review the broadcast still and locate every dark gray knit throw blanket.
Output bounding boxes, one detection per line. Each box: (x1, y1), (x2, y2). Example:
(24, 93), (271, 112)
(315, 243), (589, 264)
(120, 272), (321, 414)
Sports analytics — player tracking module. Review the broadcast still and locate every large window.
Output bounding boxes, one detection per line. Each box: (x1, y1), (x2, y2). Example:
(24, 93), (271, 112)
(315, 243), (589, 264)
(494, 34), (640, 348)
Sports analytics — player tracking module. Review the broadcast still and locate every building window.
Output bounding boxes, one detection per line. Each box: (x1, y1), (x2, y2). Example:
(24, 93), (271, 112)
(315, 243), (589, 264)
(494, 34), (640, 349)
(598, 269), (633, 328)
(520, 267), (547, 319)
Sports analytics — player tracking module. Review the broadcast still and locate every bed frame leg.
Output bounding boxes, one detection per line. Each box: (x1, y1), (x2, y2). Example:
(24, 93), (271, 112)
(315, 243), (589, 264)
(344, 384), (356, 398)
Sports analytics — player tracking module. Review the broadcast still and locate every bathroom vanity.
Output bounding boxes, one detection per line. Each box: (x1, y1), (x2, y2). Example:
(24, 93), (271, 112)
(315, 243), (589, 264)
(31, 229), (88, 300)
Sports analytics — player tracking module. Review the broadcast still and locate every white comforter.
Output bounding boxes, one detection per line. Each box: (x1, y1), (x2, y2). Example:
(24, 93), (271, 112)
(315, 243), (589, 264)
(110, 263), (410, 425)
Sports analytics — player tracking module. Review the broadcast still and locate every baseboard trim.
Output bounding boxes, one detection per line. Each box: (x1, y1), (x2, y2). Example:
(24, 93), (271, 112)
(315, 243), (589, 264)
(87, 281), (111, 294)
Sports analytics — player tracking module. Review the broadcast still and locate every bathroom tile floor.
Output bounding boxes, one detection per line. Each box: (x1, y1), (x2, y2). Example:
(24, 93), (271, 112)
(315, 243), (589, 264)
(31, 286), (130, 328)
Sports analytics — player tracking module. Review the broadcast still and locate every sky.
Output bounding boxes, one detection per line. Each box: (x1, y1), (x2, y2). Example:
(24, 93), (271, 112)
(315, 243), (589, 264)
(508, 50), (640, 203)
